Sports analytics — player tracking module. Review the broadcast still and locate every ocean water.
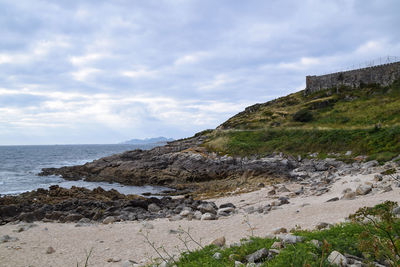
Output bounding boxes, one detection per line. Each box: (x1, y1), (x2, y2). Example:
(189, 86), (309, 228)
(0, 144), (167, 196)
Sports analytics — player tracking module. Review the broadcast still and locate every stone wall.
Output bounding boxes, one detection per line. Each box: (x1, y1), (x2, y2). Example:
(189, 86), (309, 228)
(305, 61), (400, 94)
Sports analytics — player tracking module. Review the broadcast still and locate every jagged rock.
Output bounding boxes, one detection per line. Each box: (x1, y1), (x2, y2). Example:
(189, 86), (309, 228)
(327, 251), (347, 266)
(245, 248), (268, 263)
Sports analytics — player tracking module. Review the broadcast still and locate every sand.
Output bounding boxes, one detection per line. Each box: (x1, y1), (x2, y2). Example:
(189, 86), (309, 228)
(0, 171), (399, 267)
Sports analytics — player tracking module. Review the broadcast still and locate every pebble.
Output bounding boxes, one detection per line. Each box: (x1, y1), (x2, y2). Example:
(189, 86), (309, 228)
(211, 236), (226, 247)
(46, 246), (55, 254)
(327, 250), (347, 266)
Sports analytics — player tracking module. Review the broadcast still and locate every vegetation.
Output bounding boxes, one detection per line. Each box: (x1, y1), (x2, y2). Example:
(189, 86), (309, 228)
(201, 80), (400, 160)
(169, 201), (400, 266)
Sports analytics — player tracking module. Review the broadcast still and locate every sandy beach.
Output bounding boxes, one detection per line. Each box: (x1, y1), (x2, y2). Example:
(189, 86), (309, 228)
(1, 170), (399, 267)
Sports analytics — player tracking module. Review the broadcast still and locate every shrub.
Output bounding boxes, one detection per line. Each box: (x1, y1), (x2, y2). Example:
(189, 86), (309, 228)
(293, 109), (313, 122)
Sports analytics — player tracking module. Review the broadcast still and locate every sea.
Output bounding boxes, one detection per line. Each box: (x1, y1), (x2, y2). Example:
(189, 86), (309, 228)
(0, 144), (167, 196)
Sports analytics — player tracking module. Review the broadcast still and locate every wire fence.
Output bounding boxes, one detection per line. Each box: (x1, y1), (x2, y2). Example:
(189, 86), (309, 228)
(318, 56), (400, 76)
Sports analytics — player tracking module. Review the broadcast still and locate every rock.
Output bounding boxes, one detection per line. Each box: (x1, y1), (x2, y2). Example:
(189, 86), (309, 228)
(310, 239), (321, 248)
(342, 191), (356, 200)
(197, 203), (217, 214)
(102, 216), (116, 224)
(193, 211), (202, 220)
(0, 235), (18, 243)
(267, 189), (276, 196)
(179, 209), (192, 217)
(64, 213), (84, 222)
(374, 174), (383, 181)
(211, 236), (226, 247)
(393, 207), (400, 215)
(245, 248), (269, 263)
(277, 186), (290, 193)
(46, 246), (56, 254)
(279, 234), (304, 244)
(268, 249), (280, 255)
(326, 197), (339, 202)
(272, 227), (287, 234)
(381, 185), (393, 193)
(201, 213), (216, 220)
(147, 203), (161, 213)
(278, 196), (290, 205)
(168, 215), (182, 221)
(327, 251), (347, 266)
(218, 207), (235, 216)
(213, 252), (222, 260)
(219, 203), (236, 209)
(356, 185), (372, 196)
(234, 261), (244, 266)
(345, 151), (352, 156)
(15, 223), (37, 232)
(270, 241), (284, 249)
(315, 222), (332, 230)
(107, 258), (121, 262)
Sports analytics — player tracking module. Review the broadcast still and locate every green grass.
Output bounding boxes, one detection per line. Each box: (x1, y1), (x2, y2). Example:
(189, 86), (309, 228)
(173, 202), (400, 266)
(204, 126), (400, 162)
(200, 80), (400, 160)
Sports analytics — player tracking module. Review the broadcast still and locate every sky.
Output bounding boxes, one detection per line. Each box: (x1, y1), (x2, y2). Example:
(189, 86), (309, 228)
(0, 0), (399, 145)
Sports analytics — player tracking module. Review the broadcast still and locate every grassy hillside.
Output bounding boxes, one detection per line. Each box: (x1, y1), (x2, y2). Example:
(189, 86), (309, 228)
(202, 80), (400, 161)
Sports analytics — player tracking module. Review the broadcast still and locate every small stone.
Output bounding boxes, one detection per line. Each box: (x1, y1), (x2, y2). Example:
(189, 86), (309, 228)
(315, 222), (331, 230)
(355, 185), (372, 196)
(219, 203), (236, 209)
(342, 191), (356, 200)
(310, 239), (321, 248)
(234, 261), (244, 266)
(279, 234), (304, 244)
(106, 258), (121, 263)
(272, 227), (287, 234)
(278, 196), (290, 205)
(0, 235), (18, 243)
(168, 215), (182, 221)
(345, 151), (352, 156)
(193, 211), (202, 220)
(211, 236), (226, 247)
(147, 203), (161, 213)
(245, 248), (268, 263)
(277, 186), (290, 193)
(201, 213), (216, 220)
(374, 174), (383, 181)
(327, 251), (347, 266)
(102, 216), (116, 224)
(326, 197), (339, 202)
(197, 203), (217, 214)
(267, 189), (276, 196)
(46, 246), (55, 254)
(270, 241), (284, 249)
(213, 252), (222, 260)
(179, 209), (192, 217)
(382, 185), (393, 193)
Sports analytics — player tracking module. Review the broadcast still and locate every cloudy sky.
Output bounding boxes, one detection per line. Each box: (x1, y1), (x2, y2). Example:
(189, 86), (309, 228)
(0, 0), (399, 145)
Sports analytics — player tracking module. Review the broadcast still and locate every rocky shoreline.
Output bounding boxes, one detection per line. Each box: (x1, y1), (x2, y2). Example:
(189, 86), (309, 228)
(0, 185), (236, 225)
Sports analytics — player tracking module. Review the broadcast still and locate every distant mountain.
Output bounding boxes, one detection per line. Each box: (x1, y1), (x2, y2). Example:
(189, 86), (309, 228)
(120, 137), (174, 145)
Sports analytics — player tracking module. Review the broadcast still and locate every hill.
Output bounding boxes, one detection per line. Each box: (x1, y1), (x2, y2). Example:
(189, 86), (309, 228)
(202, 80), (400, 162)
